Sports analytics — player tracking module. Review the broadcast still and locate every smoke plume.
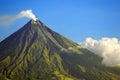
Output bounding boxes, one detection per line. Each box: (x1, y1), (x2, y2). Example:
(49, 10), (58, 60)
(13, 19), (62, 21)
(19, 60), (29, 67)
(81, 37), (120, 66)
(0, 9), (37, 26)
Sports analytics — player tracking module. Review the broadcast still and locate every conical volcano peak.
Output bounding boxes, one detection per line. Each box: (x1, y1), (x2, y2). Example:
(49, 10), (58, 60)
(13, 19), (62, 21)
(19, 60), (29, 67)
(30, 19), (39, 25)
(29, 19), (45, 27)
(1, 18), (120, 80)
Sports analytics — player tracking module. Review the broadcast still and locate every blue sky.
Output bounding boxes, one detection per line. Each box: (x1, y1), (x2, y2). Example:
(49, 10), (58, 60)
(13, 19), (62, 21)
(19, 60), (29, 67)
(0, 0), (120, 42)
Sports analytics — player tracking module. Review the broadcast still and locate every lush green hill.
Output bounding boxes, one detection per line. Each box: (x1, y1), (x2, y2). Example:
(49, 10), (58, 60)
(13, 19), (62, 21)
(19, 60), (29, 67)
(0, 20), (120, 80)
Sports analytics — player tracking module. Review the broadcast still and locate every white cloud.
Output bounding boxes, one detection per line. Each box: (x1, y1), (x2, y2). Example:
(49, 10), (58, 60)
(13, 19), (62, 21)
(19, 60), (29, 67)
(0, 9), (37, 26)
(80, 37), (120, 66)
(17, 10), (37, 21)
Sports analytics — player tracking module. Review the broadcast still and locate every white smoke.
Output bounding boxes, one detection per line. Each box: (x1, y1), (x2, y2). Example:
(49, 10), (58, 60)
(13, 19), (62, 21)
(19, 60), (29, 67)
(0, 9), (37, 26)
(81, 37), (120, 66)
(17, 10), (37, 21)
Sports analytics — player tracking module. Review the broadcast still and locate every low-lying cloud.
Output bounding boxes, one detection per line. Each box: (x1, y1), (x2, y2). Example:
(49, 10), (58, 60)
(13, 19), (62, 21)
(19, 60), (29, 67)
(0, 9), (37, 26)
(81, 37), (120, 66)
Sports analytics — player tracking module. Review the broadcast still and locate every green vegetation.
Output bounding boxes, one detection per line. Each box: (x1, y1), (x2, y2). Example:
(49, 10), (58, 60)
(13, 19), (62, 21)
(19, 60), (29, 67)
(77, 64), (86, 73)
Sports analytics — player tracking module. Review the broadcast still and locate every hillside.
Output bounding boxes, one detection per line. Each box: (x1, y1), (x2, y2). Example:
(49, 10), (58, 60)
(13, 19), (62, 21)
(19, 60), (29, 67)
(0, 20), (120, 80)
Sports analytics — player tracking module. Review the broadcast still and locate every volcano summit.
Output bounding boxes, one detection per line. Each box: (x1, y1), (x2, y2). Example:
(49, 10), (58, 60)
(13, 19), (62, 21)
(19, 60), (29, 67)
(0, 19), (120, 80)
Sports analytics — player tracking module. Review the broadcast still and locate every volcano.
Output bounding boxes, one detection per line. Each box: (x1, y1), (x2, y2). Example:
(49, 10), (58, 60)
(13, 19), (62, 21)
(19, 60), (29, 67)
(0, 19), (120, 80)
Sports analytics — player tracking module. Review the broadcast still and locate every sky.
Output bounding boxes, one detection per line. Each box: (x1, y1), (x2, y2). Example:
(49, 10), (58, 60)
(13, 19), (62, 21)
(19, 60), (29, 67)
(0, 0), (120, 42)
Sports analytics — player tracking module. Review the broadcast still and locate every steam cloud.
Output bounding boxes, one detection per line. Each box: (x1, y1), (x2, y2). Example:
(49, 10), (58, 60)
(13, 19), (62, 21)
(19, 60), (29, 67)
(0, 9), (37, 26)
(81, 37), (120, 66)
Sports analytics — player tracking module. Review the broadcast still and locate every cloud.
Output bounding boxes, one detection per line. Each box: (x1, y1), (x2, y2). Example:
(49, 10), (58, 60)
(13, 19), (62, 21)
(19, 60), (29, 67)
(17, 10), (37, 21)
(0, 9), (37, 26)
(80, 37), (120, 66)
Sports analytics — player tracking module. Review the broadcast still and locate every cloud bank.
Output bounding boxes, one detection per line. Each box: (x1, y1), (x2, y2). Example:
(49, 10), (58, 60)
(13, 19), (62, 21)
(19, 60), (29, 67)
(0, 9), (37, 26)
(81, 37), (120, 66)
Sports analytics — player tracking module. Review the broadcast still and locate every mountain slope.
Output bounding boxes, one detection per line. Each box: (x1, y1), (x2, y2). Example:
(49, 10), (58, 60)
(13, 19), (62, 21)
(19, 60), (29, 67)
(0, 20), (120, 80)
